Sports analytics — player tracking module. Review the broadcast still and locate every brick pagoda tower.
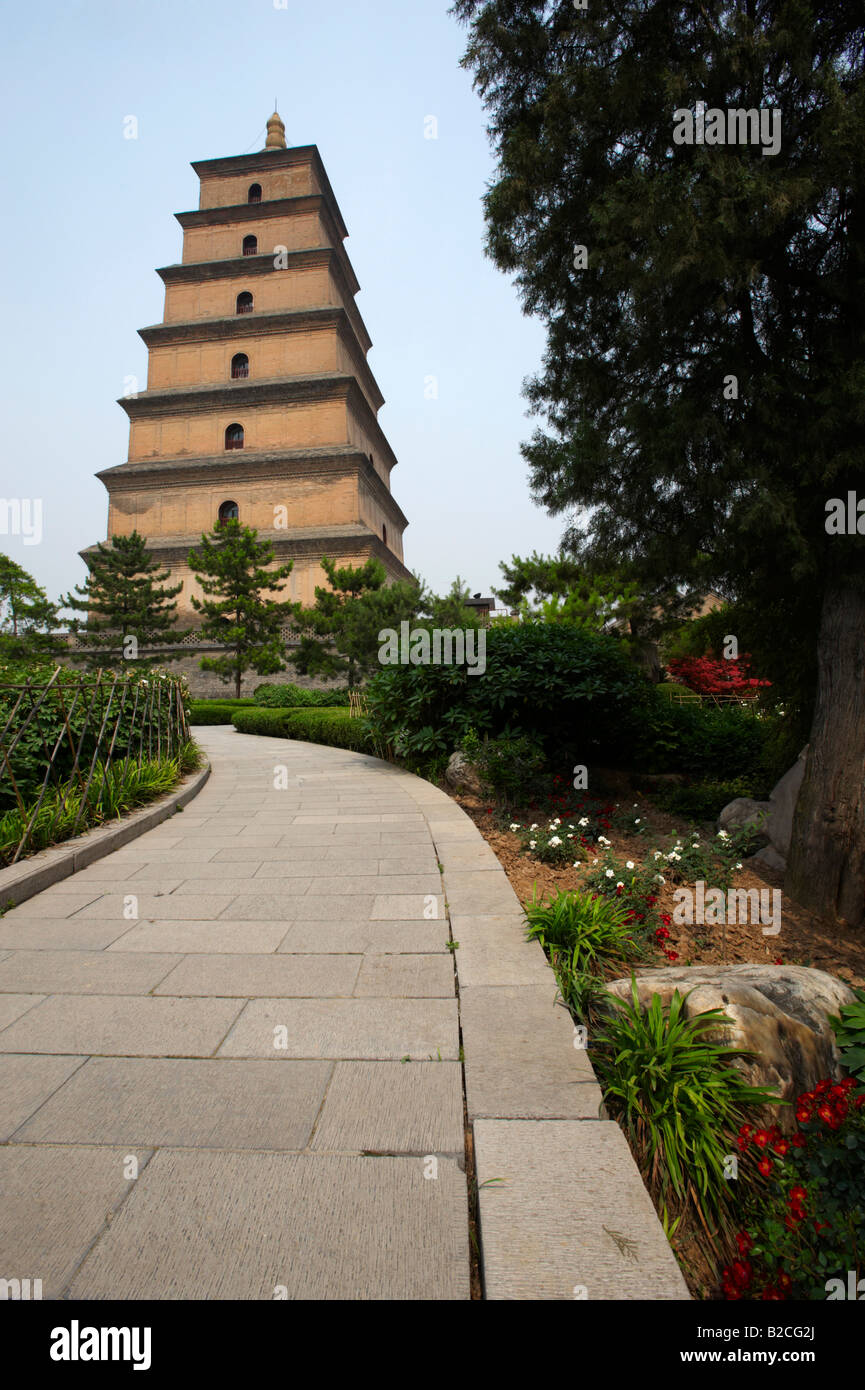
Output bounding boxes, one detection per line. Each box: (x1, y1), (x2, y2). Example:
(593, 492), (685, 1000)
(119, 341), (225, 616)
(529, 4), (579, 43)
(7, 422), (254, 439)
(90, 111), (411, 624)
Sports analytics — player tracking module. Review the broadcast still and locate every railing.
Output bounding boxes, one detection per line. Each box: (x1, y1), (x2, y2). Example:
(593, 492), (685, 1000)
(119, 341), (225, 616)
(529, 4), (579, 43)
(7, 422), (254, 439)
(349, 690), (369, 718)
(0, 670), (190, 866)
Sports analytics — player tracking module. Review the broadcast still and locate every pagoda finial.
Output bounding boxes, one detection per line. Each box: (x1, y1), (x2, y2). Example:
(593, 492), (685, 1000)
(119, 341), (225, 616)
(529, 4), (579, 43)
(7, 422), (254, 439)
(265, 108), (286, 151)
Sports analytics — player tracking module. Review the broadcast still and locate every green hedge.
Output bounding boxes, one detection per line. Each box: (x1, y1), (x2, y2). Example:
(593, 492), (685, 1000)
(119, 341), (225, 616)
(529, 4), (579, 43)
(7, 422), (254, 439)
(253, 682), (352, 708)
(231, 706), (374, 754)
(190, 699), (255, 725)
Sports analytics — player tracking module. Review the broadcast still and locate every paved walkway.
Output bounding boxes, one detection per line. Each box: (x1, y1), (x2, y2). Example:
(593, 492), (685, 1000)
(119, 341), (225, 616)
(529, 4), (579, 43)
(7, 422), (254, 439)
(0, 727), (687, 1300)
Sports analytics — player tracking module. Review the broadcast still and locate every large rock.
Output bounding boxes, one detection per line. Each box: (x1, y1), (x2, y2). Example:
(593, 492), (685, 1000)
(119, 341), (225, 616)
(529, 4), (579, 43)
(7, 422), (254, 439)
(718, 797), (771, 836)
(605, 964), (855, 1129)
(445, 751), (485, 798)
(767, 745), (808, 858)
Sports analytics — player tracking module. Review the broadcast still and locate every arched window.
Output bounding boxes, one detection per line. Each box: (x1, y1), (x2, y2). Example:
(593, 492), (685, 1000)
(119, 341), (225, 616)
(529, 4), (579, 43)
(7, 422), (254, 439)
(236, 291), (253, 314)
(231, 353), (249, 380)
(382, 523), (388, 546)
(225, 423), (244, 450)
(218, 500), (239, 526)
(247, 183), (262, 204)
(242, 234), (257, 256)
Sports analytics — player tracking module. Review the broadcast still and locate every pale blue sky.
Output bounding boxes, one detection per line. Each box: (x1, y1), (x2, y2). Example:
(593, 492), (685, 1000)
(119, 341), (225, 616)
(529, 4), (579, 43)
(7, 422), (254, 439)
(0, 0), (565, 610)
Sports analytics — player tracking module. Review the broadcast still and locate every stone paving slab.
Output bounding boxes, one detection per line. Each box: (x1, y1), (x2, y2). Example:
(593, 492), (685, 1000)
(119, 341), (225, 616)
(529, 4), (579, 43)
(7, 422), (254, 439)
(105, 920), (291, 953)
(218, 998), (460, 1060)
(0, 994), (46, 1030)
(0, 1054), (87, 1140)
(0, 918), (138, 951)
(15, 1057), (333, 1149)
(278, 921), (451, 953)
(460, 985), (603, 1119)
(354, 954), (455, 998)
(310, 1061), (464, 1155)
(0, 994), (244, 1057)
(0, 1144), (153, 1299)
(0, 949), (182, 995)
(474, 1120), (689, 1300)
(67, 1149), (469, 1300)
(154, 952), (360, 997)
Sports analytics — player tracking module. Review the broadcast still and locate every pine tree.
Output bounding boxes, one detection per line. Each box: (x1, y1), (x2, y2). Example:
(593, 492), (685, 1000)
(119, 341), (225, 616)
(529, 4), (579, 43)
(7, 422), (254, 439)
(290, 556), (420, 686)
(187, 519), (293, 698)
(62, 531), (185, 666)
(0, 555), (60, 661)
(454, 0), (865, 927)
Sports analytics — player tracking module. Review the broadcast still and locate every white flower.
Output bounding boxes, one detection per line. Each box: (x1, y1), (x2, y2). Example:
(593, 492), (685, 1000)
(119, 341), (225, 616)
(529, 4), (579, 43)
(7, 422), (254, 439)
(568, 824), (574, 830)
(529, 823), (538, 831)
(655, 873), (665, 884)
(605, 869), (614, 878)
(551, 818), (561, 827)
(549, 836), (562, 847)
(529, 840), (536, 849)
(633, 803), (638, 807)
(615, 881), (624, 889)
(598, 835), (611, 846)
(634, 818), (641, 824)
(653, 851), (662, 860)
(592, 858), (599, 865)
(566, 833), (574, 839)
(717, 829), (729, 839)
(509, 823), (520, 832)
(578, 817), (589, 827)
(626, 861), (635, 870)
(573, 861), (581, 868)
(735, 862), (742, 870)
(692, 842), (700, 849)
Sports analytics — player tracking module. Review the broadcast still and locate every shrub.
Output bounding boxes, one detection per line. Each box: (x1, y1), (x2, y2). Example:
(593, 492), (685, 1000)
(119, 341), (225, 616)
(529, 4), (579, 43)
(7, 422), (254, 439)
(650, 775), (758, 822)
(524, 889), (645, 1021)
(593, 980), (777, 1231)
(253, 683), (351, 708)
(828, 989), (865, 1085)
(232, 706), (377, 755)
(365, 624), (652, 770)
(632, 695), (781, 783)
(726, 1079), (865, 1299)
(189, 700), (255, 725)
(460, 729), (546, 806)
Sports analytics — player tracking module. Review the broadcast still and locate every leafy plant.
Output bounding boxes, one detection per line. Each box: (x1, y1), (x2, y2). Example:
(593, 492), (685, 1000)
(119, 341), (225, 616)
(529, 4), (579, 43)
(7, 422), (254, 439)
(726, 1079), (865, 1299)
(828, 989), (865, 1085)
(592, 979), (776, 1231)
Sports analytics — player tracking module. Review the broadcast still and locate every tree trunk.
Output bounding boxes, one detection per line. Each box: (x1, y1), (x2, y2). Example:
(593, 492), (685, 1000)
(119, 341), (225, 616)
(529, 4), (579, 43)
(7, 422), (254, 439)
(785, 581), (865, 928)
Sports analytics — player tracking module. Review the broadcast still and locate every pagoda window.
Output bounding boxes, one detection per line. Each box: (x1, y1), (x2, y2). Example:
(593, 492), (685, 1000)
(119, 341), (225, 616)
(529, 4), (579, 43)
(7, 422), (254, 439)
(231, 353), (249, 380)
(236, 292), (253, 314)
(247, 184), (262, 204)
(225, 423), (244, 450)
(242, 235), (258, 256)
(382, 524), (388, 545)
(218, 500), (239, 526)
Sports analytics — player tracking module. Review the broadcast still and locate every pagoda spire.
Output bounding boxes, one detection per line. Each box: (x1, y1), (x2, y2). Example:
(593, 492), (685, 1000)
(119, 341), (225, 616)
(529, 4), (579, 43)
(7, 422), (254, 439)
(265, 108), (286, 151)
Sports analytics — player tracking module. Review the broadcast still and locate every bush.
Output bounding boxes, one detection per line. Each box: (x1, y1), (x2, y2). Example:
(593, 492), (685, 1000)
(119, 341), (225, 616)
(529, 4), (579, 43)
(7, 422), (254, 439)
(461, 729), (546, 806)
(365, 624), (652, 771)
(189, 699), (255, 725)
(829, 989), (865, 1085)
(632, 695), (782, 785)
(232, 706), (377, 755)
(727, 1079), (865, 1299)
(650, 775), (758, 821)
(253, 683), (351, 708)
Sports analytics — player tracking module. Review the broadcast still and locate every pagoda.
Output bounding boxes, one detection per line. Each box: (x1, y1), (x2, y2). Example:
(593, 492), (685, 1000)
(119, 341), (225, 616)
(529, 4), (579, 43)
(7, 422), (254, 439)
(89, 111), (411, 620)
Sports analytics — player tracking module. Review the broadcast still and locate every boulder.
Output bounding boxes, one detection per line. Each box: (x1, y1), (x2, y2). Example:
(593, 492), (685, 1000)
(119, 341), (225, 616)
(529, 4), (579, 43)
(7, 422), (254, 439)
(766, 745), (808, 858)
(605, 964), (855, 1129)
(752, 844), (786, 874)
(718, 797), (771, 836)
(445, 751), (485, 797)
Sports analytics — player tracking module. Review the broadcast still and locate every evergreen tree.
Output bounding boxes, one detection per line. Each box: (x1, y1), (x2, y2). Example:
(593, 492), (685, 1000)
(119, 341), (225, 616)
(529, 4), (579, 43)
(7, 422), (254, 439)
(454, 0), (865, 926)
(0, 555), (60, 661)
(187, 520), (293, 697)
(62, 531), (185, 665)
(290, 557), (421, 686)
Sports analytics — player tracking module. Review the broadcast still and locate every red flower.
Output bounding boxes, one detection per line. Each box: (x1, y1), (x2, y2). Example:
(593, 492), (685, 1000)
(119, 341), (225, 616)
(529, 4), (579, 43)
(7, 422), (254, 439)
(735, 1231), (753, 1256)
(791, 1133), (807, 1148)
(771, 1138), (789, 1156)
(753, 1130), (770, 1148)
(665, 950), (679, 961)
(757, 1155), (773, 1176)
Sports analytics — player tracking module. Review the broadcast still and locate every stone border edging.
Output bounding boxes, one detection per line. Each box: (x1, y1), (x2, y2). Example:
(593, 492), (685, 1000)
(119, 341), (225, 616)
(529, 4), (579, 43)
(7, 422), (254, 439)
(0, 761), (211, 910)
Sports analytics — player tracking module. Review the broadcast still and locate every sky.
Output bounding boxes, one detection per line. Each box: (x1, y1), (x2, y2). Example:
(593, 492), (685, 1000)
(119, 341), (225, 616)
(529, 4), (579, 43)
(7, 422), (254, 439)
(0, 0), (565, 612)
